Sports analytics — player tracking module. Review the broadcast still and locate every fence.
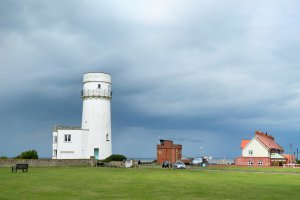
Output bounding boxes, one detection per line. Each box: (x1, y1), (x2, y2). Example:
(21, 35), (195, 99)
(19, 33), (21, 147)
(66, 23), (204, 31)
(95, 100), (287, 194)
(283, 163), (300, 168)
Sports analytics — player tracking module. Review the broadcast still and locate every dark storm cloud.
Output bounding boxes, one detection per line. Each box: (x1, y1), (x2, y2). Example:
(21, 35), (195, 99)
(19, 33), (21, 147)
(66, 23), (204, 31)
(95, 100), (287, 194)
(1, 0), (300, 158)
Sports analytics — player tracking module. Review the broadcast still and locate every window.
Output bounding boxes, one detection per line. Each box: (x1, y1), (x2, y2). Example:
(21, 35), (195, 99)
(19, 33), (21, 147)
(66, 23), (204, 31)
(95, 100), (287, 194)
(106, 133), (110, 141)
(248, 160), (253, 165)
(53, 150), (57, 157)
(53, 136), (57, 143)
(98, 84), (101, 89)
(64, 134), (71, 142)
(258, 161), (263, 166)
(248, 150), (253, 155)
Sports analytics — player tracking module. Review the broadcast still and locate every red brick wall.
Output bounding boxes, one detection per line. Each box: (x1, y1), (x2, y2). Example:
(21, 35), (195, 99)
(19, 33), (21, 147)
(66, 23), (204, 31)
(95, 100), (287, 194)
(157, 140), (182, 164)
(235, 156), (271, 166)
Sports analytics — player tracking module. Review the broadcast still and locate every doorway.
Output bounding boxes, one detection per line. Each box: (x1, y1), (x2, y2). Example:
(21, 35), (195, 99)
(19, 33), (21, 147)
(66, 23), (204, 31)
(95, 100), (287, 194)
(94, 148), (99, 160)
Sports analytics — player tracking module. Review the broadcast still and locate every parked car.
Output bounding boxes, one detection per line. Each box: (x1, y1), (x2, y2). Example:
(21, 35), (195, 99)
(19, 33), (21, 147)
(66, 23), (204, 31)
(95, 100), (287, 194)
(173, 161), (186, 169)
(162, 161), (171, 168)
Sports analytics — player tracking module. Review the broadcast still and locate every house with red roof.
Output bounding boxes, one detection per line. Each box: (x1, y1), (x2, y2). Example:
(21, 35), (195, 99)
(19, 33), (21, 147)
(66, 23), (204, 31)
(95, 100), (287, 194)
(235, 131), (294, 166)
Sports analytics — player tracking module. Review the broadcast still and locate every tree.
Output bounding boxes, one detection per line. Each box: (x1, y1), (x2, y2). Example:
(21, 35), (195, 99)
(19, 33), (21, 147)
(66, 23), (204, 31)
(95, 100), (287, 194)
(16, 150), (38, 159)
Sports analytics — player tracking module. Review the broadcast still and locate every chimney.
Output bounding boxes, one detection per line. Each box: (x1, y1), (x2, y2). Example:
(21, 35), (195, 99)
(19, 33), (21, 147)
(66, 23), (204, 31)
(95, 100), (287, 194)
(255, 131), (274, 141)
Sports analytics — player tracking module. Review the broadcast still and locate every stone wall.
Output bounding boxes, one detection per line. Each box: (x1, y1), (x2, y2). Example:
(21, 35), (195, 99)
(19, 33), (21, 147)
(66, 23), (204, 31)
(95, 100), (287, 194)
(0, 159), (96, 167)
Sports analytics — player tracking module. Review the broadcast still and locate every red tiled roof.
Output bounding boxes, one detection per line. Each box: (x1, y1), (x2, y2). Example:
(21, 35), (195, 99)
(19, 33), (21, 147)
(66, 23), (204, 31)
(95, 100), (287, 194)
(255, 131), (283, 151)
(282, 154), (296, 163)
(240, 140), (251, 149)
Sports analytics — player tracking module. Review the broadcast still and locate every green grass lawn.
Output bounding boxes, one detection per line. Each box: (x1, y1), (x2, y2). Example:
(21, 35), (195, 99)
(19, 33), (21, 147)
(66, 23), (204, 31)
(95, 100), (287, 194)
(1, 167), (300, 200)
(204, 165), (300, 173)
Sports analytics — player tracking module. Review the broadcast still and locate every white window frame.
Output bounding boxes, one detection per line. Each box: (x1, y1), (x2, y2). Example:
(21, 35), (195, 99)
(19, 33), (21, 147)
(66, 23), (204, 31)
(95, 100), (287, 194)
(248, 160), (253, 165)
(258, 161), (263, 166)
(248, 150), (253, 155)
(64, 134), (71, 142)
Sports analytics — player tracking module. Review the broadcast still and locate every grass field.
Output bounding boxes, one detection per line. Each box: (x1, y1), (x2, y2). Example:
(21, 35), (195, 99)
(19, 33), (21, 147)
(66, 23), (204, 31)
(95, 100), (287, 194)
(1, 167), (300, 200)
(205, 165), (300, 173)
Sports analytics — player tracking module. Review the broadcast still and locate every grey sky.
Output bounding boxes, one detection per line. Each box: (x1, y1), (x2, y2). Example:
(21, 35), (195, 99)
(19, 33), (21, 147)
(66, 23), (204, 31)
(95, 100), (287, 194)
(1, 0), (300, 158)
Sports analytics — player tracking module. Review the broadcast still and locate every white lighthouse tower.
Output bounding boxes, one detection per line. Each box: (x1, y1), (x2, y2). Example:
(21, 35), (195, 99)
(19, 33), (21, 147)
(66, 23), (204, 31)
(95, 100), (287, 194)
(52, 72), (112, 160)
(81, 72), (112, 160)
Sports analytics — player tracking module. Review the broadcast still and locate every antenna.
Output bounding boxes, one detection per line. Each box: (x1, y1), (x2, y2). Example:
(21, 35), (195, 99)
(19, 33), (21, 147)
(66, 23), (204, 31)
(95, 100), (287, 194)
(290, 143), (293, 164)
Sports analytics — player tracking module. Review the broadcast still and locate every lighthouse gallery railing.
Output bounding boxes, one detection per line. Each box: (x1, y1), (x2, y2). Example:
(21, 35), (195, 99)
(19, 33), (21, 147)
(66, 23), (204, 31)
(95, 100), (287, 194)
(81, 89), (112, 99)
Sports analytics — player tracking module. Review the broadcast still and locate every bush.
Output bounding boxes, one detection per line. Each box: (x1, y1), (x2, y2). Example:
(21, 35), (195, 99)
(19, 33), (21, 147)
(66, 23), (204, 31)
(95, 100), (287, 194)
(16, 150), (38, 159)
(104, 154), (126, 162)
(0, 156), (8, 159)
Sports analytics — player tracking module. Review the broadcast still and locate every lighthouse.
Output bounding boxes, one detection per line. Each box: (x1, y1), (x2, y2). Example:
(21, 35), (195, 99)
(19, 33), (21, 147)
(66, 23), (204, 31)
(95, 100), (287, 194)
(52, 72), (112, 160)
(81, 72), (112, 159)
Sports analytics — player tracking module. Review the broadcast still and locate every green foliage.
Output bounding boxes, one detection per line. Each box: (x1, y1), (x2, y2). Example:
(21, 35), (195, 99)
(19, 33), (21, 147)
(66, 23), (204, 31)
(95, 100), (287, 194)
(16, 150), (38, 159)
(103, 154), (126, 162)
(0, 156), (8, 159)
(297, 159), (300, 164)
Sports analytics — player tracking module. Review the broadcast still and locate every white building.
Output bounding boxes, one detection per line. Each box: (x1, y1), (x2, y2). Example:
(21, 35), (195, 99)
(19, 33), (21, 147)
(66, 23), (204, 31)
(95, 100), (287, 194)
(235, 131), (289, 166)
(52, 72), (112, 160)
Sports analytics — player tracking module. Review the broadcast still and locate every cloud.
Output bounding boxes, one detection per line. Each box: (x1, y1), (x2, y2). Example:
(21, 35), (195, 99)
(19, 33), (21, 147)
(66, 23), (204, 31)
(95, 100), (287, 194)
(0, 0), (300, 158)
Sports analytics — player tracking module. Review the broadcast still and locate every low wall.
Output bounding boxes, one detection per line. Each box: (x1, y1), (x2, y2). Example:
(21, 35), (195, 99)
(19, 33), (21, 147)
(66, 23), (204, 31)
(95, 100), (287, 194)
(0, 159), (96, 167)
(97, 161), (139, 168)
(98, 161), (124, 168)
(234, 157), (271, 166)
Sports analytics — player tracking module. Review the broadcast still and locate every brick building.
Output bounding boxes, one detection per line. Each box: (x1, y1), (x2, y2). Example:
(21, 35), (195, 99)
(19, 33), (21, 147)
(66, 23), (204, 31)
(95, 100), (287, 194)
(156, 140), (182, 164)
(235, 131), (292, 166)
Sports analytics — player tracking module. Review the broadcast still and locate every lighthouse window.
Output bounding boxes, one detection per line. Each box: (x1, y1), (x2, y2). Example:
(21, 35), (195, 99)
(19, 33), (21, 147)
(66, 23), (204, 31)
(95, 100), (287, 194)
(106, 133), (110, 141)
(64, 134), (71, 142)
(98, 84), (101, 89)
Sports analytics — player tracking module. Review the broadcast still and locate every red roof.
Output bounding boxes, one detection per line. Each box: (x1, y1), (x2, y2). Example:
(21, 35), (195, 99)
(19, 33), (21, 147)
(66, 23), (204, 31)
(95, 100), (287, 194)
(240, 140), (250, 149)
(282, 154), (296, 163)
(255, 131), (283, 151)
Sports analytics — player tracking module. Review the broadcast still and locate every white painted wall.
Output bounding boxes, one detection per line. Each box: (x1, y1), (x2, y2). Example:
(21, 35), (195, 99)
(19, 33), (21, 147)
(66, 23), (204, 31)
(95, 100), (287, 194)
(52, 132), (58, 158)
(81, 73), (112, 160)
(242, 137), (269, 157)
(80, 129), (89, 158)
(52, 129), (84, 159)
